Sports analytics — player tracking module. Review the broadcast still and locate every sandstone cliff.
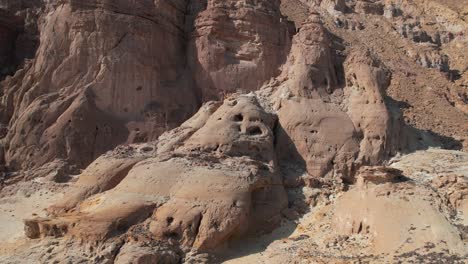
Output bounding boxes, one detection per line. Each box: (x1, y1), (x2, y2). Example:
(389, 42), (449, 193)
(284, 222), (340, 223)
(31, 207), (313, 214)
(0, 0), (466, 263)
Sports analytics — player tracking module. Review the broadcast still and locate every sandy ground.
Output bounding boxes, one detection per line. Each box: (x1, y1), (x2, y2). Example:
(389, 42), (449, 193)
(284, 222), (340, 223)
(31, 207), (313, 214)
(0, 180), (70, 257)
(221, 220), (298, 263)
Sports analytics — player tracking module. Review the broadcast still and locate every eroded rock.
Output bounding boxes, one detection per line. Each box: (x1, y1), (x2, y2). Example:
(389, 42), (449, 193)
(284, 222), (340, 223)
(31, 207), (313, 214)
(0, 0), (466, 262)
(25, 95), (287, 253)
(188, 0), (293, 101)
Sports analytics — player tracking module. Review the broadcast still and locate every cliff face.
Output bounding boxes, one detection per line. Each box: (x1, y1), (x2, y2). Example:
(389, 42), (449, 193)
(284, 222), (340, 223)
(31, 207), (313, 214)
(188, 0), (292, 100)
(1, 0), (465, 172)
(0, 0), (467, 263)
(0, 0), (293, 171)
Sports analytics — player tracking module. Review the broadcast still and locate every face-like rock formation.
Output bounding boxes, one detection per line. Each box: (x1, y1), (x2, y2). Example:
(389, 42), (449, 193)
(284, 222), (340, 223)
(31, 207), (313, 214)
(0, 0), (466, 262)
(25, 95), (287, 253)
(273, 14), (403, 182)
(19, 28), (421, 259)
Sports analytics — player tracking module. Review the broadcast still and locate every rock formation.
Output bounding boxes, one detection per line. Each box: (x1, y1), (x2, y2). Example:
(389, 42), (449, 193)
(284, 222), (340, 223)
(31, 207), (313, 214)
(25, 95), (287, 255)
(0, 0), (293, 172)
(273, 13), (403, 182)
(0, 0), (466, 263)
(188, 0), (292, 100)
(258, 149), (467, 263)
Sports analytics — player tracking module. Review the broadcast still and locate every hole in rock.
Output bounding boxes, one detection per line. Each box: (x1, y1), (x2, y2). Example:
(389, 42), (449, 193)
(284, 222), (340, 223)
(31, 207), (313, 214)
(166, 217), (174, 226)
(164, 231), (179, 239)
(246, 126), (262, 136)
(233, 114), (243, 122)
(136, 86), (142, 91)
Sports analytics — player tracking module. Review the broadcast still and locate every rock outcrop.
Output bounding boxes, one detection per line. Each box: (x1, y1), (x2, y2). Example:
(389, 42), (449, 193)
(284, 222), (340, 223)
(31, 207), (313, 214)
(0, 0), (293, 172)
(0, 0), (466, 263)
(253, 151), (467, 263)
(273, 13), (403, 182)
(188, 0), (293, 101)
(25, 95), (287, 254)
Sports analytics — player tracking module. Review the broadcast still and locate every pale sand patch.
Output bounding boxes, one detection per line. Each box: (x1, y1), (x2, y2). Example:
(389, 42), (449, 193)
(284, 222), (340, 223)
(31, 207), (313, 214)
(0, 181), (69, 256)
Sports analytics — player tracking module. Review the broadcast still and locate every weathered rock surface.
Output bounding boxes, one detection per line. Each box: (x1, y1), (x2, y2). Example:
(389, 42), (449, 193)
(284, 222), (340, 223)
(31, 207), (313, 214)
(225, 150), (467, 263)
(0, 0), (293, 172)
(273, 14), (404, 182)
(24, 95), (287, 254)
(188, 0), (293, 101)
(0, 0), (466, 263)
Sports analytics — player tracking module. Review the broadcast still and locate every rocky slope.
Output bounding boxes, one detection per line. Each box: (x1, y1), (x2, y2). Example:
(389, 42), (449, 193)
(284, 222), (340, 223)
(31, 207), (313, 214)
(221, 149), (467, 263)
(0, 0), (467, 263)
